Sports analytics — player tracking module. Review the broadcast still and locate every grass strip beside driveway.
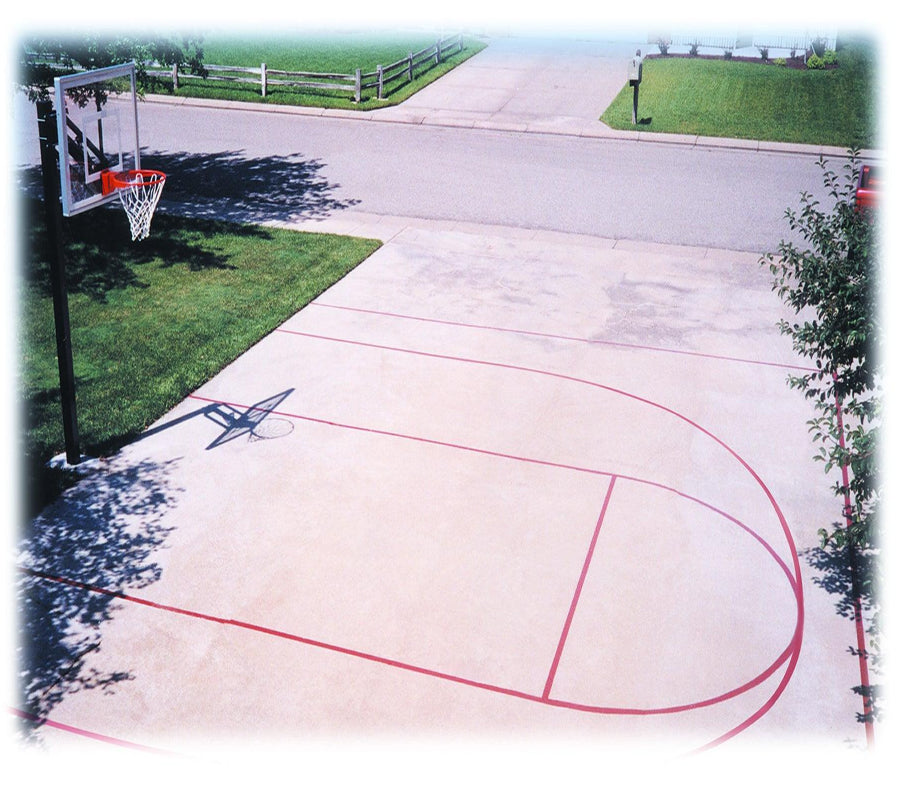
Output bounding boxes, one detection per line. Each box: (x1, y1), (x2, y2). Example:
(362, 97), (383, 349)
(20, 201), (380, 510)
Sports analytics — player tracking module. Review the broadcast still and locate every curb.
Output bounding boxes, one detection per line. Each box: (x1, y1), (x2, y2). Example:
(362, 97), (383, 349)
(141, 93), (881, 161)
(161, 201), (768, 264)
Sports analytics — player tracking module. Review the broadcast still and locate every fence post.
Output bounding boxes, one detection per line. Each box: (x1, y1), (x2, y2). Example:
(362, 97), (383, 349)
(435, 37), (442, 64)
(377, 65), (383, 99)
(261, 62), (267, 97)
(172, 63), (178, 90)
(354, 68), (361, 102)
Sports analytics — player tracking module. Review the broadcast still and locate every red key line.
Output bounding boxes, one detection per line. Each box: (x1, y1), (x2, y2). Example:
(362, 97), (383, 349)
(543, 475), (617, 700)
(19, 566), (795, 719)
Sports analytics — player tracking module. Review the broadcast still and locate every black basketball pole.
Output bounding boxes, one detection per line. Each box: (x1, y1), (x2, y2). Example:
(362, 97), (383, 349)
(37, 100), (81, 465)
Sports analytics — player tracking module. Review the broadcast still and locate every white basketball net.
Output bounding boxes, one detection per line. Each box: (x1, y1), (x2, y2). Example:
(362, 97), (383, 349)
(115, 171), (166, 241)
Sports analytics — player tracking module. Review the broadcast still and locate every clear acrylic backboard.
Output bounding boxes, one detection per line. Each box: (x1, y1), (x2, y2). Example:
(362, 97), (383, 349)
(54, 61), (141, 217)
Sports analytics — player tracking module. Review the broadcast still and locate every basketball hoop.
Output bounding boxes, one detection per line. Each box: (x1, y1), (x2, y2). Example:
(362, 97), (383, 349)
(104, 169), (166, 241)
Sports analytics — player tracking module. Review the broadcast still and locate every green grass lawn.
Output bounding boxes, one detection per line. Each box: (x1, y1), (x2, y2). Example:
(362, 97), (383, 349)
(601, 44), (877, 148)
(202, 31), (444, 72)
(20, 200), (380, 512)
(161, 33), (486, 109)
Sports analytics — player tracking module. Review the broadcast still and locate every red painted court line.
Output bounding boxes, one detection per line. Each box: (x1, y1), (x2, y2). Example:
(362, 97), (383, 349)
(310, 302), (816, 372)
(19, 566), (797, 721)
(188, 390), (799, 597)
(543, 475), (617, 700)
(263, 327), (805, 745)
(10, 706), (174, 755)
(105, 326), (802, 748)
(835, 389), (876, 748)
(270, 329), (804, 582)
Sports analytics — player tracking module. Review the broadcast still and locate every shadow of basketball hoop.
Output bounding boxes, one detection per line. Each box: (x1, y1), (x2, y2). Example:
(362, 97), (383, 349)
(204, 389), (295, 449)
(138, 388), (295, 450)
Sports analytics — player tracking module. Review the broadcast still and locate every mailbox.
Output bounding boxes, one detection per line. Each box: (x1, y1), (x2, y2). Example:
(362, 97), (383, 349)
(628, 54), (643, 85)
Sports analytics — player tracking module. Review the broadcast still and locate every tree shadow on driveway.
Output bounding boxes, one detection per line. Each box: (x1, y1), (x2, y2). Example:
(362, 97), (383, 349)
(15, 457), (182, 740)
(802, 541), (881, 726)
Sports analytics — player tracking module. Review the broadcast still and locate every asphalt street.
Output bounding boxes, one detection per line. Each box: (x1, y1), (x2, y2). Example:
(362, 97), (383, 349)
(138, 106), (834, 252)
(12, 34), (874, 253)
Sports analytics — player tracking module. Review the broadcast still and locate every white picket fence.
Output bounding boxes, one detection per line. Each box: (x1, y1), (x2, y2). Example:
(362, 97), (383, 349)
(656, 32), (838, 56)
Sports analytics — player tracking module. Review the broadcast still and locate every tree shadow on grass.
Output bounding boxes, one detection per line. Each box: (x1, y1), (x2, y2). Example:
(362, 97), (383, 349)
(802, 541), (882, 725)
(19, 194), (271, 303)
(17, 147), (361, 299)
(15, 456), (182, 741)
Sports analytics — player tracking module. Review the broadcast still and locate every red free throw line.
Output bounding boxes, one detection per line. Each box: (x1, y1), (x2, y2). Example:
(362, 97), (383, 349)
(543, 475), (617, 699)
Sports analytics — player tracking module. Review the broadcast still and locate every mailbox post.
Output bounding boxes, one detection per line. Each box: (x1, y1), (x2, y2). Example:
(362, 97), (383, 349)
(627, 49), (643, 125)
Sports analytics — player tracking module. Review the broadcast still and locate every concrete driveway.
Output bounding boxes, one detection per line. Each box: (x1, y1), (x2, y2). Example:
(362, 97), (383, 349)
(18, 214), (868, 763)
(12, 33), (881, 782)
(378, 35), (644, 135)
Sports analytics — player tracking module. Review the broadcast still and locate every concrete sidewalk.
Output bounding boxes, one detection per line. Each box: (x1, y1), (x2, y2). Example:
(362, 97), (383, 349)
(374, 36), (641, 136)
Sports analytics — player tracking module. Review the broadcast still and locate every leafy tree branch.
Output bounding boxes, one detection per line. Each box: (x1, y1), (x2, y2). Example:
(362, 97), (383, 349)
(18, 34), (206, 103)
(762, 151), (881, 551)
(761, 151), (881, 725)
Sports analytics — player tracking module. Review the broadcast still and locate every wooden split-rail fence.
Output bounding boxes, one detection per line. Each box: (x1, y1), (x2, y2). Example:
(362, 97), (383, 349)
(148, 34), (465, 102)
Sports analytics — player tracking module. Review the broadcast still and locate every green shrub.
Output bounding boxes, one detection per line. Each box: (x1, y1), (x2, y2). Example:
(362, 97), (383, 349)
(773, 57), (787, 66)
(807, 53), (825, 69)
(824, 49), (838, 65)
